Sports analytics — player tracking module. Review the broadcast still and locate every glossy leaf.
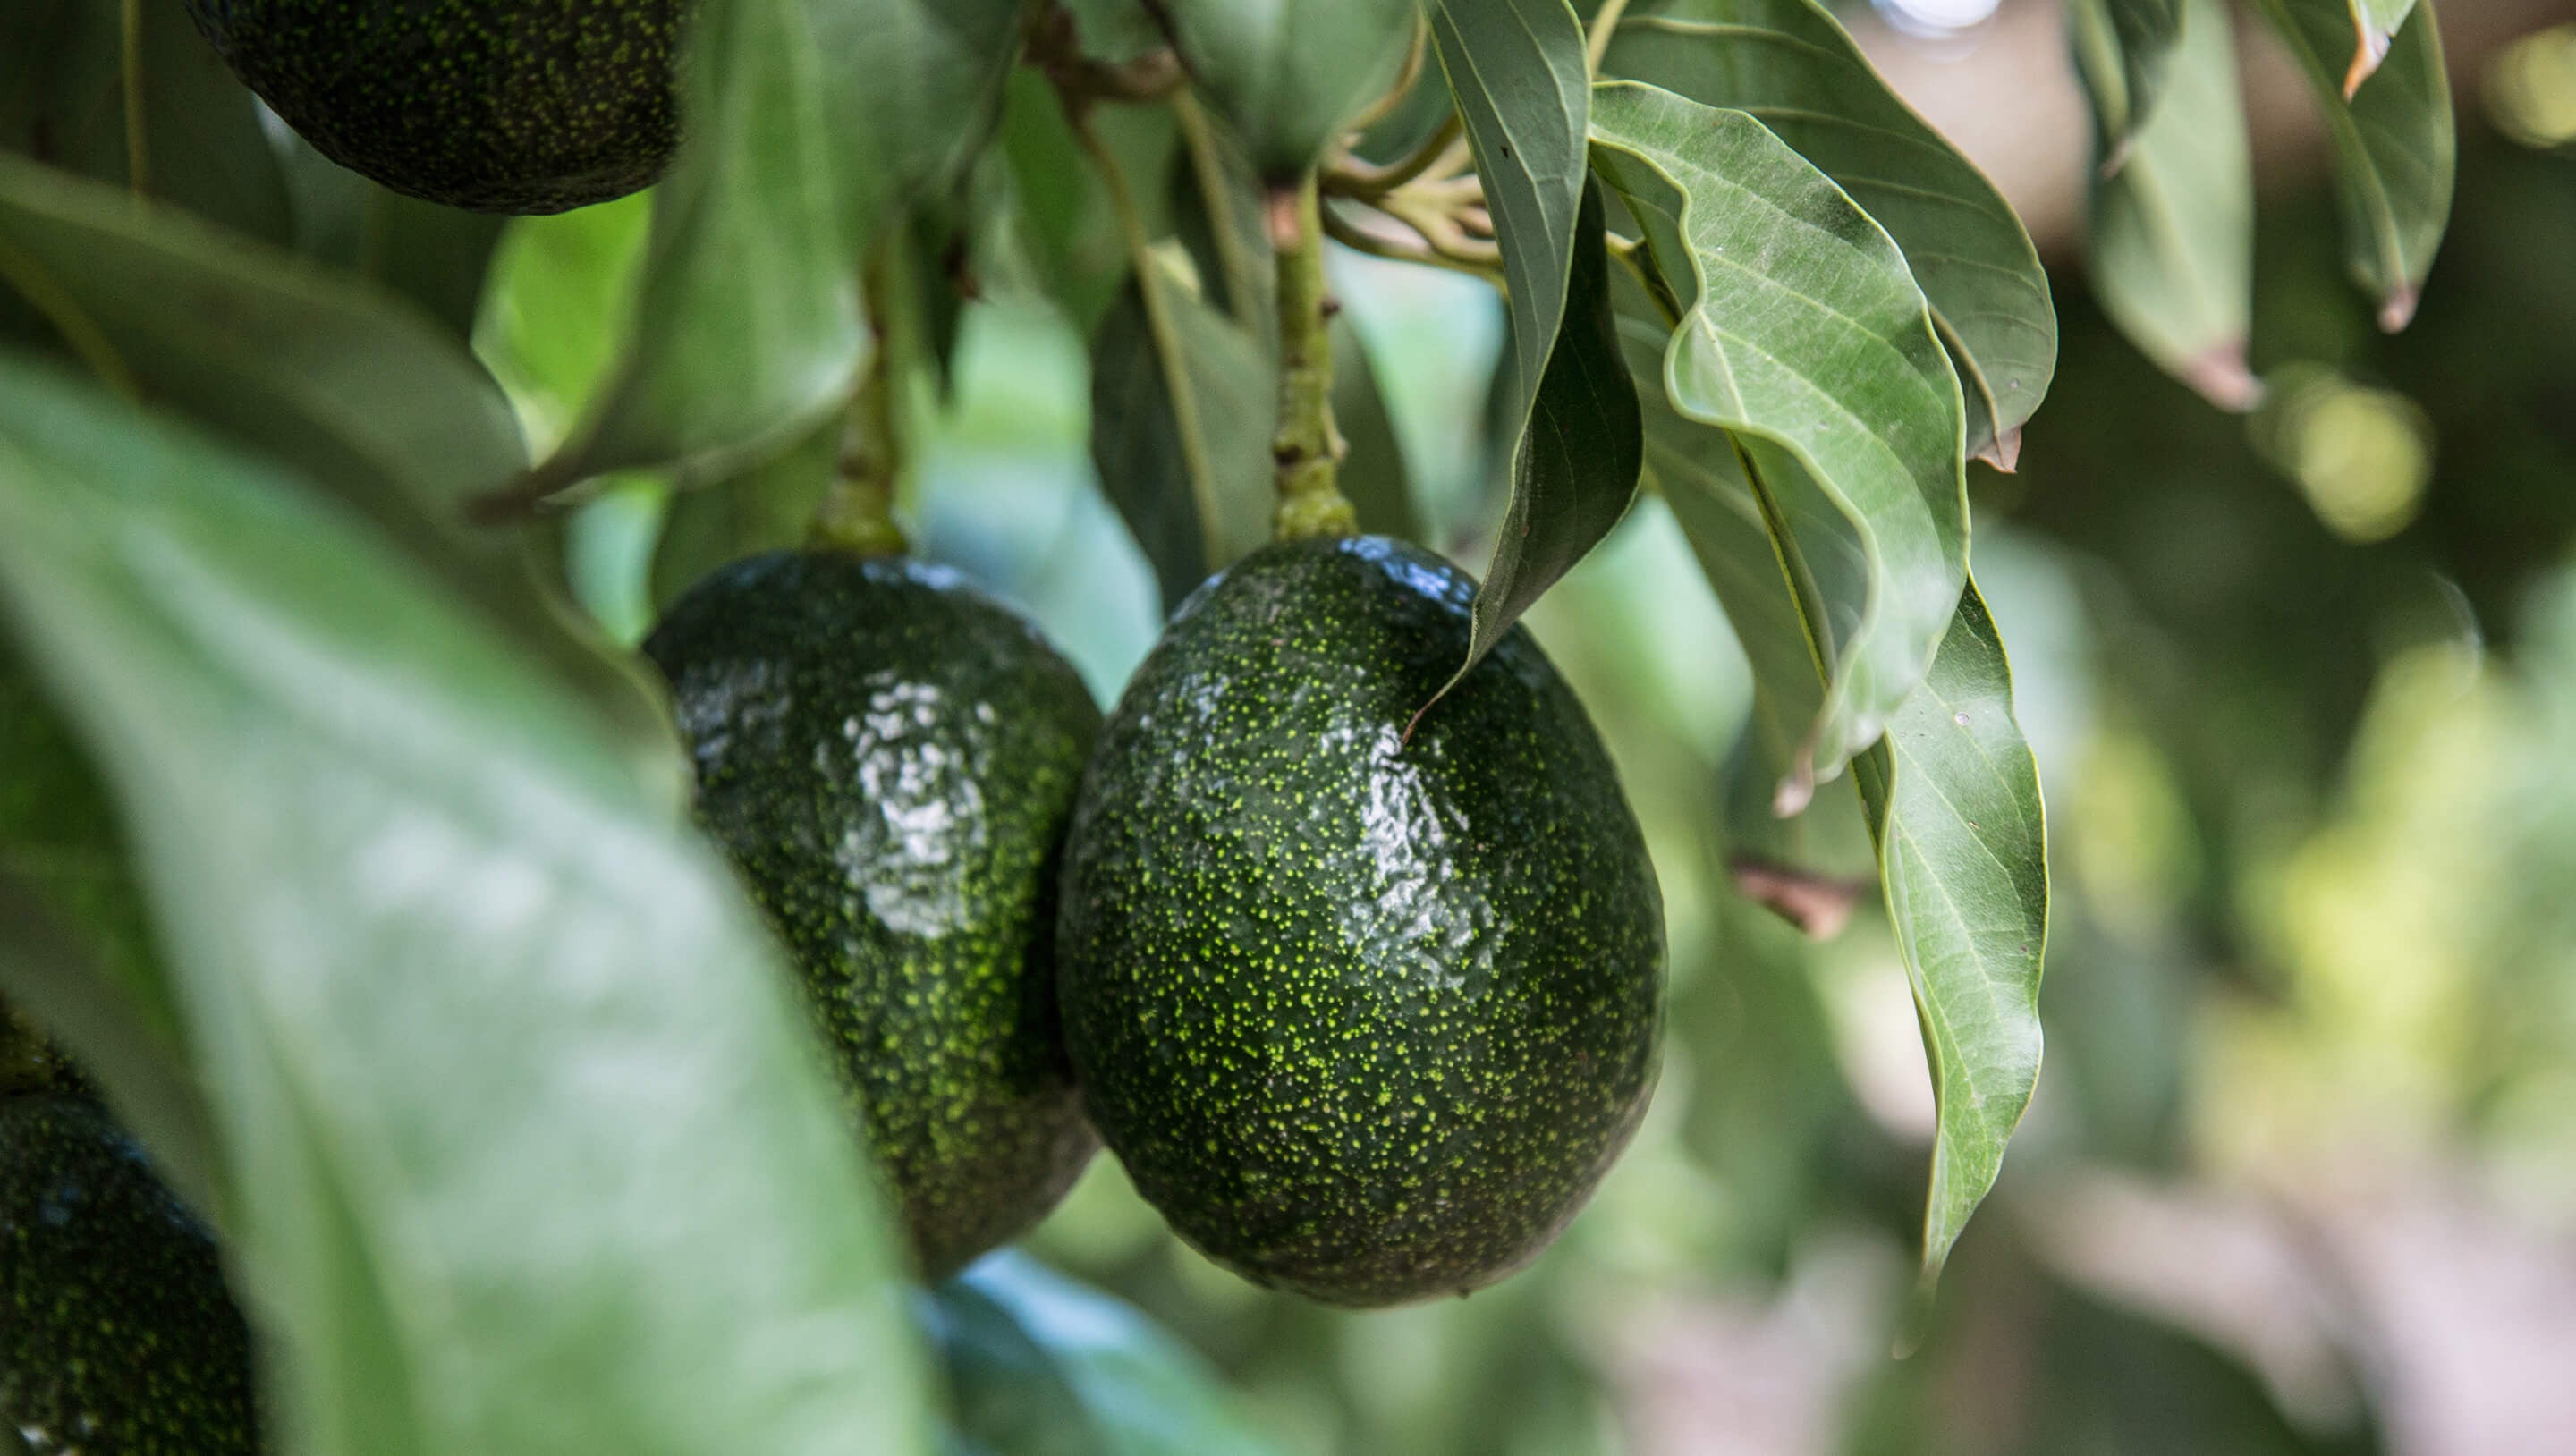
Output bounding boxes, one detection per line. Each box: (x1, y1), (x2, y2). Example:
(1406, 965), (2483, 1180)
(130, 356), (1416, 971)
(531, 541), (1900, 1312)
(2247, 0), (2453, 329)
(1589, 80), (1967, 803)
(1849, 584), (2046, 1286)
(1599, 0), (2055, 465)
(537, 0), (1028, 488)
(0, 0), (291, 244)
(0, 357), (932, 1456)
(929, 1254), (1292, 1456)
(1154, 0), (1424, 177)
(1088, 262), (1274, 612)
(2065, 0), (2183, 157)
(2088, 0), (2258, 410)
(0, 157), (680, 797)
(1429, 0), (1642, 690)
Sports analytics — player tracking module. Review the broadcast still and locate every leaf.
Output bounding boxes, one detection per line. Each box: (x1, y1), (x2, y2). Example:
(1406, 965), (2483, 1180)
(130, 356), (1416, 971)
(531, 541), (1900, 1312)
(2064, 0), (2184, 159)
(1589, 80), (1967, 803)
(0, 356), (932, 1456)
(0, 157), (680, 799)
(273, 137), (509, 344)
(2087, 0), (2259, 410)
(929, 1254), (1292, 1456)
(0, 0), (292, 244)
(1428, 0), (1641, 694)
(1332, 314), (1427, 542)
(1150, 0), (1424, 177)
(2343, 0), (2418, 96)
(1849, 583), (2046, 1287)
(649, 413), (843, 610)
(1599, 0), (2055, 465)
(997, 72), (1180, 335)
(534, 0), (1028, 489)
(2246, 0), (2453, 329)
(1087, 260), (1274, 612)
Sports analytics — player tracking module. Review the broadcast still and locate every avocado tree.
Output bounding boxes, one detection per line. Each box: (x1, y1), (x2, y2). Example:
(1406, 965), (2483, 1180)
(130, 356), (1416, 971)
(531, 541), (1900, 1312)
(0, 0), (2456, 1451)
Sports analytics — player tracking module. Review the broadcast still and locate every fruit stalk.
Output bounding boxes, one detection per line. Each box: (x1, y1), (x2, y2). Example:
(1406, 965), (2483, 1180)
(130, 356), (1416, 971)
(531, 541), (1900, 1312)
(1268, 176), (1357, 540)
(809, 257), (910, 558)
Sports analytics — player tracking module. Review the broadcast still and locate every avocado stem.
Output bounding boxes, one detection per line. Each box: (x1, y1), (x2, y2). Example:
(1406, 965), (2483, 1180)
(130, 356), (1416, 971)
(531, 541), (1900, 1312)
(1270, 176), (1358, 541)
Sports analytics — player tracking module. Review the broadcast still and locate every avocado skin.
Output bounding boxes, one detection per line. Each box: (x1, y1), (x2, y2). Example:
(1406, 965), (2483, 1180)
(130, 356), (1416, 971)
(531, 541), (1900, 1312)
(183, 0), (682, 214)
(1, 1095), (258, 1455)
(1058, 535), (1665, 1308)
(646, 551), (1103, 1279)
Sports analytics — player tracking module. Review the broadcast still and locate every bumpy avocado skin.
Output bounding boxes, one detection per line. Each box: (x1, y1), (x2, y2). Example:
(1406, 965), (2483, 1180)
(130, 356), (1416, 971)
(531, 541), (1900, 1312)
(183, 0), (682, 213)
(646, 551), (1103, 1279)
(1058, 536), (1665, 1308)
(1, 1095), (258, 1455)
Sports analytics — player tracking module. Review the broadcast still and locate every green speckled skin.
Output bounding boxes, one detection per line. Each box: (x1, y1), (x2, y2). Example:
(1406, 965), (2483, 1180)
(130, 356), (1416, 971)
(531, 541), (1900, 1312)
(1059, 536), (1665, 1308)
(184, 0), (682, 213)
(0, 1095), (258, 1455)
(646, 551), (1102, 1279)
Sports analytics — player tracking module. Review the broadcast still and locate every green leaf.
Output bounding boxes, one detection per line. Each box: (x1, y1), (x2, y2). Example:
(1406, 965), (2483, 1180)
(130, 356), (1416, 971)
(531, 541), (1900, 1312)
(650, 413), (841, 610)
(1087, 260), (1274, 612)
(2087, 0), (2258, 410)
(2345, 0), (2419, 95)
(1599, 0), (2055, 466)
(2065, 0), (2183, 157)
(273, 138), (509, 344)
(0, 0), (292, 245)
(1333, 314), (1427, 542)
(1589, 80), (1967, 803)
(534, 0), (1028, 489)
(1849, 584), (2046, 1287)
(929, 1254), (1292, 1456)
(0, 355), (932, 1456)
(1154, 0), (1424, 177)
(2246, 0), (2453, 328)
(996, 72), (1179, 335)
(1428, 0), (1641, 692)
(0, 157), (680, 800)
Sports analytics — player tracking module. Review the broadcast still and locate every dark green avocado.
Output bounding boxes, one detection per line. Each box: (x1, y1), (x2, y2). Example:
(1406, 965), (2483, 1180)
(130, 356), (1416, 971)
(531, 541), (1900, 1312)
(646, 550), (1103, 1279)
(1, 1094), (258, 1455)
(183, 0), (683, 213)
(1057, 535), (1665, 1308)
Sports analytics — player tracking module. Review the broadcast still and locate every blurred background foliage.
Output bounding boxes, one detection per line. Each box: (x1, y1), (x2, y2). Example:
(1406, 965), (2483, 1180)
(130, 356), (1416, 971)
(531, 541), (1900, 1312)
(465, 5), (2576, 1452)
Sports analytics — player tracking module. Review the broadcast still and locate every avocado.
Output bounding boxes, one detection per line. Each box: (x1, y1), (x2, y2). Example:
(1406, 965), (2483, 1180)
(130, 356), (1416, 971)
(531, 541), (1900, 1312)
(1057, 535), (1665, 1308)
(1, 1094), (258, 1454)
(645, 550), (1103, 1279)
(183, 0), (683, 213)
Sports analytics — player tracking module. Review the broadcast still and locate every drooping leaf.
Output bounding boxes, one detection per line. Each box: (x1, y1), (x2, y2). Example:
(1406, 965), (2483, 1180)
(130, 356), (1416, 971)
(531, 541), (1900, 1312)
(273, 137), (509, 343)
(0, 355), (932, 1456)
(0, 0), (292, 244)
(1428, 0), (1642, 691)
(1599, 0), (2055, 465)
(1849, 584), (2046, 1286)
(2343, 0), (2419, 96)
(650, 413), (842, 610)
(0, 157), (680, 799)
(1589, 80), (1967, 803)
(534, 0), (1028, 490)
(1333, 314), (1427, 542)
(2247, 0), (2453, 329)
(2088, 0), (2258, 410)
(2065, 0), (2184, 158)
(928, 1254), (1292, 1456)
(1087, 261), (1273, 612)
(1151, 0), (1423, 177)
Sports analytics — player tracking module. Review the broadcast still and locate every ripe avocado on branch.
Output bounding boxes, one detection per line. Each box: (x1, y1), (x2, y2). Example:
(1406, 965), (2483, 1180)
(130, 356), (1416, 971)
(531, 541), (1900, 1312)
(1, 1094), (260, 1455)
(646, 550), (1103, 1279)
(1057, 536), (1666, 1308)
(183, 0), (684, 213)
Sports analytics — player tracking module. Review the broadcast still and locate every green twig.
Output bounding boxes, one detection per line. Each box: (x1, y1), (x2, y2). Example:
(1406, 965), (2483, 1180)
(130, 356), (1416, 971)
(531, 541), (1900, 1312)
(119, 0), (150, 198)
(1586, 0), (1634, 74)
(1171, 91), (1267, 332)
(1267, 177), (1355, 540)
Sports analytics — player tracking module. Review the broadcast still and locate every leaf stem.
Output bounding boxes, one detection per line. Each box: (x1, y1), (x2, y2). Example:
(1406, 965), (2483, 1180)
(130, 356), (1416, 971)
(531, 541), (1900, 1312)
(1268, 176), (1355, 540)
(118, 0), (150, 198)
(1171, 90), (1267, 331)
(1067, 98), (1230, 571)
(1586, 0), (1633, 74)
(1324, 113), (1462, 199)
